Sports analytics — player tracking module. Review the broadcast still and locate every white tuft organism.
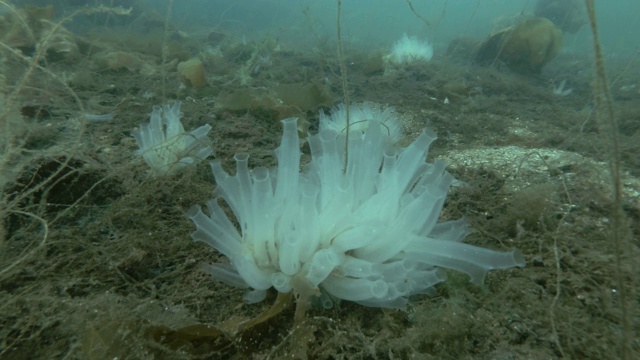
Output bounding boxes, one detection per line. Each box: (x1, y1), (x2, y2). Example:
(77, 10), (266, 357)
(319, 103), (403, 143)
(132, 101), (212, 175)
(386, 33), (433, 65)
(188, 108), (524, 308)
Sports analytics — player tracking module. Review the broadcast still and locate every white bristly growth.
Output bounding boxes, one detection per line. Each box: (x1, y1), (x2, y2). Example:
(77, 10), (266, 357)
(132, 101), (212, 175)
(188, 107), (525, 307)
(387, 33), (433, 65)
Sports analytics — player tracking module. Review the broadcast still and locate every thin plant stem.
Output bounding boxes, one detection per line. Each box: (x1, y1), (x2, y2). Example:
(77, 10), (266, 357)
(337, 0), (350, 174)
(584, 1), (632, 358)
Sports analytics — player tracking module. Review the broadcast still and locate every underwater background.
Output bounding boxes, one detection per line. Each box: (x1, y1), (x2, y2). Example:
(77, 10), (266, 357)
(1, 0), (638, 359)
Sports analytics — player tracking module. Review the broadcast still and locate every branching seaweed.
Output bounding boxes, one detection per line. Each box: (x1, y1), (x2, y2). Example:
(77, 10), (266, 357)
(0, 3), (131, 281)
